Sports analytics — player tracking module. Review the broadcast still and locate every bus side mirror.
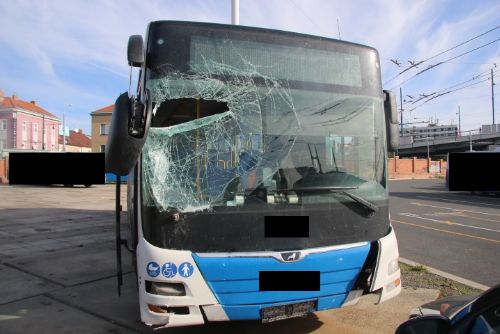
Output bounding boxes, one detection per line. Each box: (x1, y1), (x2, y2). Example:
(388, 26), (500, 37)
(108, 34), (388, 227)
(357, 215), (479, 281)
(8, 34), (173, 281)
(128, 35), (144, 67)
(383, 90), (399, 152)
(396, 315), (450, 334)
(105, 92), (151, 176)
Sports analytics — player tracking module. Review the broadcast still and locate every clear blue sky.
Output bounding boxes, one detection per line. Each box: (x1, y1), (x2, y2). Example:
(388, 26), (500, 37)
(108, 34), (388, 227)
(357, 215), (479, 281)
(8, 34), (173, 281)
(0, 0), (498, 134)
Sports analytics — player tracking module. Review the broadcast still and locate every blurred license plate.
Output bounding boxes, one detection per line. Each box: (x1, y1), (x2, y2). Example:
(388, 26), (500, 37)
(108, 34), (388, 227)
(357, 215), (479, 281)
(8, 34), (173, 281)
(261, 301), (316, 323)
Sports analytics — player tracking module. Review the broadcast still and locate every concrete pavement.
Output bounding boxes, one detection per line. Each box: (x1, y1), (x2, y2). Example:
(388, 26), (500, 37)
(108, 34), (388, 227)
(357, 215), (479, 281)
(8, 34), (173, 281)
(0, 184), (440, 333)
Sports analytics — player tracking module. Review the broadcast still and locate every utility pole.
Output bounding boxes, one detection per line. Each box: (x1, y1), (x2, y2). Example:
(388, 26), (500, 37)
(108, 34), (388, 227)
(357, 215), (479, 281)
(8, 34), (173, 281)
(63, 104), (71, 152)
(337, 18), (341, 40)
(469, 131), (473, 152)
(231, 0), (239, 25)
(400, 87), (403, 134)
(42, 114), (45, 150)
(492, 68), (495, 125)
(457, 106), (461, 136)
(426, 137), (430, 172)
(62, 112), (66, 152)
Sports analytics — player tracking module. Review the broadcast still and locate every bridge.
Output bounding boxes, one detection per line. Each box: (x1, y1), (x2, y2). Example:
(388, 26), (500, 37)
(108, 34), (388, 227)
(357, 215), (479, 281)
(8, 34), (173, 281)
(396, 129), (500, 158)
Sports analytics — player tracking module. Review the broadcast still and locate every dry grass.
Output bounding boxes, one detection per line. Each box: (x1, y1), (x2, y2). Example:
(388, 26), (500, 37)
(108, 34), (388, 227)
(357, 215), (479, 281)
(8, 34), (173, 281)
(400, 262), (482, 298)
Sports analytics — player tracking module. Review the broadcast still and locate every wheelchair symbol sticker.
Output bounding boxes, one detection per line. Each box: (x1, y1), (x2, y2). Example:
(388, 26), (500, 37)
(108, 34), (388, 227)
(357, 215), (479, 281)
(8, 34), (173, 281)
(179, 262), (194, 278)
(146, 261), (161, 277)
(162, 262), (177, 278)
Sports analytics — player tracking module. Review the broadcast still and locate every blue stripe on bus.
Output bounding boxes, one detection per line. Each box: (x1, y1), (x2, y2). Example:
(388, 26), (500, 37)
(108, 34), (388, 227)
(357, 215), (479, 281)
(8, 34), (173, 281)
(221, 294), (347, 320)
(193, 243), (370, 320)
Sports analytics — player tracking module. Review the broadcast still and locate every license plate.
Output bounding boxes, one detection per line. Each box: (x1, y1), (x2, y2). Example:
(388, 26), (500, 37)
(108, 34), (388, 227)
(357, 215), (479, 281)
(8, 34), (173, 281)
(261, 300), (316, 323)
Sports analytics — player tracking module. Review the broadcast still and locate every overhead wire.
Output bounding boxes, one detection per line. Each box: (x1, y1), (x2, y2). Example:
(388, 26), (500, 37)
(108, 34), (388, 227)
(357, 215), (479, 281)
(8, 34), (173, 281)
(402, 69), (494, 105)
(408, 72), (499, 112)
(383, 25), (500, 86)
(289, 0), (329, 36)
(389, 37), (500, 90)
(421, 25), (500, 63)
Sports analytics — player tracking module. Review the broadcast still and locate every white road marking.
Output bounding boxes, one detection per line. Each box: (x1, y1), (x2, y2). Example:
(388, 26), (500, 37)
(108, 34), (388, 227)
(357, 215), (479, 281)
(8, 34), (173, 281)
(399, 213), (500, 233)
(410, 202), (500, 217)
(393, 219), (500, 244)
(416, 195), (500, 208)
(426, 211), (500, 223)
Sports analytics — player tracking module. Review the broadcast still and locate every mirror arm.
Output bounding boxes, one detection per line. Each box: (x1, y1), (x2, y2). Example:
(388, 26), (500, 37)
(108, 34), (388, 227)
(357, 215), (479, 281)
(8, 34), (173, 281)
(128, 97), (146, 138)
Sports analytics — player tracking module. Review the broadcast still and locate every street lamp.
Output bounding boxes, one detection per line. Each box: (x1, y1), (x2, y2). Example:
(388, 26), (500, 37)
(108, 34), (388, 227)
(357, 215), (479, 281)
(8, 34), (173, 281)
(63, 104), (71, 152)
(425, 136), (431, 172)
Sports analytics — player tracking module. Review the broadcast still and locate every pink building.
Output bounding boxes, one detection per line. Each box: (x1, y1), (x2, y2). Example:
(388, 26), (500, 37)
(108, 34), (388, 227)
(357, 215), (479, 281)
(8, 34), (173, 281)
(0, 91), (60, 151)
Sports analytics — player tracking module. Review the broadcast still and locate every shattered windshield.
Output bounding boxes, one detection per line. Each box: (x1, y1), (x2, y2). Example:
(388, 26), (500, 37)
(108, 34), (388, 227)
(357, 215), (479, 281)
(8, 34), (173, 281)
(142, 29), (386, 213)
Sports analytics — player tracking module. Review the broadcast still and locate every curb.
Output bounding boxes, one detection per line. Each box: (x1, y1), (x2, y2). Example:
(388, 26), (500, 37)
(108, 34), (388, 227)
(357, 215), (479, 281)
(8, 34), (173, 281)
(399, 257), (490, 292)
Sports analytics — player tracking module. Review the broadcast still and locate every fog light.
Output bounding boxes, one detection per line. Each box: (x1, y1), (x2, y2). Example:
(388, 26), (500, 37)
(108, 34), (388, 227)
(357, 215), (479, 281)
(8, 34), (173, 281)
(148, 304), (168, 314)
(148, 304), (190, 315)
(388, 259), (399, 275)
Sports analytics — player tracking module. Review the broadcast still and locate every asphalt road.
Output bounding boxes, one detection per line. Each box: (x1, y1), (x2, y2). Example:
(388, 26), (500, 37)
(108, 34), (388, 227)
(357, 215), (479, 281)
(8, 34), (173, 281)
(389, 179), (500, 287)
(0, 184), (438, 334)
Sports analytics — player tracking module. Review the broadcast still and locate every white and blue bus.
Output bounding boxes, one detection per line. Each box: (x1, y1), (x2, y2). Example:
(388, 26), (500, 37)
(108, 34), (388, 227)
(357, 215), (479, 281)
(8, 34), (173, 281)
(106, 21), (401, 328)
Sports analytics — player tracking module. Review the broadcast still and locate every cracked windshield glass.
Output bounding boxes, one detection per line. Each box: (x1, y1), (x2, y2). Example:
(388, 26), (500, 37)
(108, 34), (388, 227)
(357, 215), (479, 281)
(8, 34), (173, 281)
(142, 33), (387, 213)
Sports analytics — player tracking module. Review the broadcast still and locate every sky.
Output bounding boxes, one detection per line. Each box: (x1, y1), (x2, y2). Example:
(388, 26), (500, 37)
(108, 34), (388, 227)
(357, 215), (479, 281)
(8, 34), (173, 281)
(0, 0), (498, 135)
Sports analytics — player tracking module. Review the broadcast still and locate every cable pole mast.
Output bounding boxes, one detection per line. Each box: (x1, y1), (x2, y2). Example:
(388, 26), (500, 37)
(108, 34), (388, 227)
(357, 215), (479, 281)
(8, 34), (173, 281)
(400, 87), (403, 134)
(492, 68), (495, 125)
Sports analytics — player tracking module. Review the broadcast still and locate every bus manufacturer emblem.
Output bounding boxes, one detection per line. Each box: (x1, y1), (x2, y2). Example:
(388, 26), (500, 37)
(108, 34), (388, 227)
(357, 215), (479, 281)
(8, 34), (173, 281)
(281, 251), (301, 262)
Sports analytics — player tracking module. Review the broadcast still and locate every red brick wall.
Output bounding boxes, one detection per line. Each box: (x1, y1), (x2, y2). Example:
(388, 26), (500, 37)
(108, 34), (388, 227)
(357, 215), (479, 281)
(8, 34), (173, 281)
(0, 159), (6, 183)
(388, 156), (447, 179)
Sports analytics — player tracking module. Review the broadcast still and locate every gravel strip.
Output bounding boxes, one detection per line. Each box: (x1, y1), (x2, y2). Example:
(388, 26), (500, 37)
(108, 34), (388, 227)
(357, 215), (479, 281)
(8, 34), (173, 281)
(400, 262), (483, 298)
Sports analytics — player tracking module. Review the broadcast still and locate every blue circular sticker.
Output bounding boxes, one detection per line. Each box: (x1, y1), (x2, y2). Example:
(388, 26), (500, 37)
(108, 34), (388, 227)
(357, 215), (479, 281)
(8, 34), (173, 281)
(162, 262), (177, 278)
(146, 261), (161, 277)
(179, 262), (194, 278)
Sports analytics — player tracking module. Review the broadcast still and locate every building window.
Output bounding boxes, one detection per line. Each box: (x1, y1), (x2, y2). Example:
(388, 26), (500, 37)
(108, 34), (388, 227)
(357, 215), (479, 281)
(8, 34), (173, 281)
(33, 123), (39, 143)
(51, 126), (56, 148)
(43, 126), (47, 149)
(0, 119), (6, 131)
(100, 144), (106, 152)
(100, 124), (109, 135)
(22, 121), (27, 141)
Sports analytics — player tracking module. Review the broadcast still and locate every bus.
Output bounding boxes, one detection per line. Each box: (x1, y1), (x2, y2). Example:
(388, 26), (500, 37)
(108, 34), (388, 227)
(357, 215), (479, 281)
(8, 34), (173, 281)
(106, 21), (401, 328)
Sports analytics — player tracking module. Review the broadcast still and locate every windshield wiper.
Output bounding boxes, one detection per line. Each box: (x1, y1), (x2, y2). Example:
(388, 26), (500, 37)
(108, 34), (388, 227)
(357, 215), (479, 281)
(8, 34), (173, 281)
(286, 186), (379, 213)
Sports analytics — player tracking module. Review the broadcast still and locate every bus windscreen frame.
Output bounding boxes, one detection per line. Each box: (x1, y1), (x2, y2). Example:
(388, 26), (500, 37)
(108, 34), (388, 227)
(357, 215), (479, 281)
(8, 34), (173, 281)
(145, 21), (383, 97)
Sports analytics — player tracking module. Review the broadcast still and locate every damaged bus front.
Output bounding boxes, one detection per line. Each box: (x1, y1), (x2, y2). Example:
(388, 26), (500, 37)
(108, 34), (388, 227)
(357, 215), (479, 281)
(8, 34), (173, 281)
(106, 21), (401, 328)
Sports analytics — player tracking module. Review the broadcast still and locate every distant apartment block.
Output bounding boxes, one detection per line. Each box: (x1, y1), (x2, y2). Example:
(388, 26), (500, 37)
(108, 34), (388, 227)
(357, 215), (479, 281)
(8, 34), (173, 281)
(481, 124), (500, 134)
(400, 124), (458, 145)
(90, 104), (113, 152)
(0, 90), (60, 151)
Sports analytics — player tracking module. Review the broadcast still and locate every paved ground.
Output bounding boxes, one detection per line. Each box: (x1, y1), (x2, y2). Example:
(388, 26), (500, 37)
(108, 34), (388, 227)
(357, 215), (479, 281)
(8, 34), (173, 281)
(0, 184), (439, 333)
(389, 179), (500, 287)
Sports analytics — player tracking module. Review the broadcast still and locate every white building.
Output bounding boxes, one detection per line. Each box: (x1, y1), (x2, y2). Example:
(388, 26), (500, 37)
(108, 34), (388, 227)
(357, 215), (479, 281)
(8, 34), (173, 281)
(400, 124), (458, 144)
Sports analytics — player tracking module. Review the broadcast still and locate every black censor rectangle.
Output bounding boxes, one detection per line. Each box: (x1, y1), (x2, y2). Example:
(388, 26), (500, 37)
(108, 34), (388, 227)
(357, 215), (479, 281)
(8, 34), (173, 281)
(9, 152), (105, 185)
(259, 271), (320, 291)
(448, 152), (500, 191)
(264, 216), (309, 237)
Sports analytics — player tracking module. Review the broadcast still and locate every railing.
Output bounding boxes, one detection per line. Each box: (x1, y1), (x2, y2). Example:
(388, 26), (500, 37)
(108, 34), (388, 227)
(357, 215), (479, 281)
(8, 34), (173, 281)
(399, 126), (500, 148)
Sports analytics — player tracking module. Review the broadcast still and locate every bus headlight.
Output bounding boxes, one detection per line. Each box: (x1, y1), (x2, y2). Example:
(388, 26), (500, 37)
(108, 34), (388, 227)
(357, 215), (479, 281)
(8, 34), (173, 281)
(388, 259), (399, 275)
(146, 281), (186, 296)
